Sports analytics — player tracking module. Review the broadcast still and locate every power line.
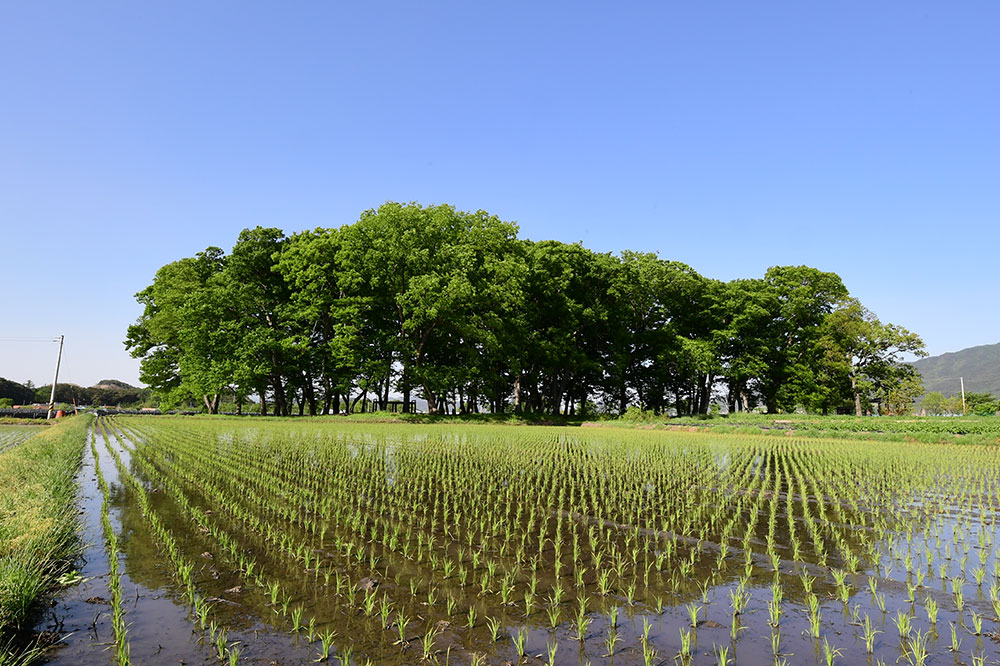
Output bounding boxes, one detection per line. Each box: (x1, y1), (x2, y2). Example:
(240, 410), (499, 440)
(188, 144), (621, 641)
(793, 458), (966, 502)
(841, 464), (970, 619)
(0, 337), (61, 343)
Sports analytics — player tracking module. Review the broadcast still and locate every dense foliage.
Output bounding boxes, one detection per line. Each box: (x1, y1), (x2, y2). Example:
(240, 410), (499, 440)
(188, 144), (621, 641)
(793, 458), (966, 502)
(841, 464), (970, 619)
(0, 378), (34, 406)
(126, 202), (925, 416)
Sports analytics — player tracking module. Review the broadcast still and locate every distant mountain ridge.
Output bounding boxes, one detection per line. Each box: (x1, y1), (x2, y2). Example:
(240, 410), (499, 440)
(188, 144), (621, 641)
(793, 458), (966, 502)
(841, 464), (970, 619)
(911, 342), (1000, 397)
(0, 377), (147, 406)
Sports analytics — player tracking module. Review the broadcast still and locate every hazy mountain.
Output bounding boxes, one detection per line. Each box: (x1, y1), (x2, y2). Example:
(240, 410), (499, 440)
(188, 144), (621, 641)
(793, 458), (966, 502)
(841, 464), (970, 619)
(911, 342), (1000, 397)
(93, 379), (137, 390)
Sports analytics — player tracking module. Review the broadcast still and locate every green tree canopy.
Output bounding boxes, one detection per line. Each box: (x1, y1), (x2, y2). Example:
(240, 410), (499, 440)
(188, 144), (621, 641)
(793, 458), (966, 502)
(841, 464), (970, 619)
(125, 202), (929, 418)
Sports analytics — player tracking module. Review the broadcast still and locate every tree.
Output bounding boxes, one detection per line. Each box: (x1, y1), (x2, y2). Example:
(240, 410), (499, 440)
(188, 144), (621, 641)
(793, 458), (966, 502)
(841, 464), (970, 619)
(337, 202), (522, 414)
(878, 366), (924, 415)
(921, 391), (945, 415)
(276, 228), (360, 414)
(510, 241), (616, 415)
(216, 227), (302, 415)
(125, 247), (230, 412)
(964, 392), (999, 416)
(821, 299), (927, 415)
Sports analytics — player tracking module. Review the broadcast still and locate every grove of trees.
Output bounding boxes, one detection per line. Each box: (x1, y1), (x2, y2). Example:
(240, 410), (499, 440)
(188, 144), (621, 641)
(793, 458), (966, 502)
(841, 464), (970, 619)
(921, 391), (999, 416)
(126, 202), (926, 417)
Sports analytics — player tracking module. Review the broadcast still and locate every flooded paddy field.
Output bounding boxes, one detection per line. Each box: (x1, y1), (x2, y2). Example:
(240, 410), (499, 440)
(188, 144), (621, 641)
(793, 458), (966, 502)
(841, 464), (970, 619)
(0, 424), (41, 454)
(39, 416), (1000, 665)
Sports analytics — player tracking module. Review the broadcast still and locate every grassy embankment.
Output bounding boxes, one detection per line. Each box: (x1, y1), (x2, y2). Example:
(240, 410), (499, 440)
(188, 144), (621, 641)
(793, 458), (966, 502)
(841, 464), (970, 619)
(0, 413), (92, 663)
(176, 408), (1000, 444)
(605, 411), (1000, 445)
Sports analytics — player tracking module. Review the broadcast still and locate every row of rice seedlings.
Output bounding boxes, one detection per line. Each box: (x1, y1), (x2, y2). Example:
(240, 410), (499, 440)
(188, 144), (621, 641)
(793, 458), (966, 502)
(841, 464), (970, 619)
(114, 426), (343, 661)
(127, 422), (876, 604)
(90, 428), (130, 665)
(115, 418), (656, 656)
(127, 418), (708, 610)
(129, 420), (768, 644)
(95, 418), (242, 665)
(108, 418), (377, 664)
(116, 416), (1000, 664)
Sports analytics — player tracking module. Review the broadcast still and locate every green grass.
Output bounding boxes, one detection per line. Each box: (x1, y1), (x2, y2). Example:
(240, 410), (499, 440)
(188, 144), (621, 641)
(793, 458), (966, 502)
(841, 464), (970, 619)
(603, 412), (1000, 445)
(0, 415), (91, 639)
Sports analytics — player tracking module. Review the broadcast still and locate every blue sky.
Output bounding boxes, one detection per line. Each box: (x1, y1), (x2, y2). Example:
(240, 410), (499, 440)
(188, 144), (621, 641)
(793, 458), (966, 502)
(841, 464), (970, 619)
(1, 2), (998, 388)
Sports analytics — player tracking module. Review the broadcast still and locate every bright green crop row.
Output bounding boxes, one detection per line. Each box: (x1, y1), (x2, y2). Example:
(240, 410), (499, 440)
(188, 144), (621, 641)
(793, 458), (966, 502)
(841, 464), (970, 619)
(661, 413), (1000, 441)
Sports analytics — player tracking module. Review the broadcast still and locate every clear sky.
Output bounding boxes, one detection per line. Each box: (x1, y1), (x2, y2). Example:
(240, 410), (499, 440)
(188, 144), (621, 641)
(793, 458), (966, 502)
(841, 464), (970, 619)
(1, 2), (998, 388)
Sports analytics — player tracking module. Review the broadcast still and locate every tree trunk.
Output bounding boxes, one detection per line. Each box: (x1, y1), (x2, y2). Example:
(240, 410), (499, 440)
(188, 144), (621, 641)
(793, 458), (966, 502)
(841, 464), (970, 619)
(271, 374), (287, 416)
(852, 374), (863, 416)
(513, 373), (522, 413)
(424, 388), (438, 415)
(303, 372), (317, 416)
(322, 377), (332, 415)
(698, 374), (712, 415)
(258, 388), (268, 416)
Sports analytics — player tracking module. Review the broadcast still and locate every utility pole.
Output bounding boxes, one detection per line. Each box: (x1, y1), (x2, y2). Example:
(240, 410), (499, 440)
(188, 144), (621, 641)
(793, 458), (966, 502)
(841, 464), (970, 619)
(46, 335), (64, 420)
(960, 376), (966, 416)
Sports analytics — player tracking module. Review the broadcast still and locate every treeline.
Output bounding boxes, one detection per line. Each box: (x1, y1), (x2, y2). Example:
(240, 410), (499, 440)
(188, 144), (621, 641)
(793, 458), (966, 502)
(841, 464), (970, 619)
(922, 392), (1000, 417)
(0, 377), (34, 405)
(126, 202), (925, 417)
(0, 378), (149, 408)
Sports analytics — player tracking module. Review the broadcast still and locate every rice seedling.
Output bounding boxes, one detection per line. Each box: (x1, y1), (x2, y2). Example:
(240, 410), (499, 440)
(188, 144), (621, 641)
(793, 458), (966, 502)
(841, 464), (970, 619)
(807, 593), (822, 638)
(421, 624), (441, 661)
(686, 602), (701, 628)
(893, 610), (912, 640)
(485, 616), (501, 642)
(394, 613), (410, 645)
(510, 627), (527, 659)
(603, 625), (620, 657)
(948, 622), (962, 652)
(316, 628), (336, 662)
(678, 627), (692, 660)
(970, 608), (983, 635)
(546, 638), (558, 665)
(903, 629), (930, 666)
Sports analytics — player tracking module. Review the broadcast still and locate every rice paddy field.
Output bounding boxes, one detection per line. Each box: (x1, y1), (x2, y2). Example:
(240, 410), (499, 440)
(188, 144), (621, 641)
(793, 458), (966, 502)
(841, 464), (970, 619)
(0, 425), (40, 454)
(35, 416), (1000, 665)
